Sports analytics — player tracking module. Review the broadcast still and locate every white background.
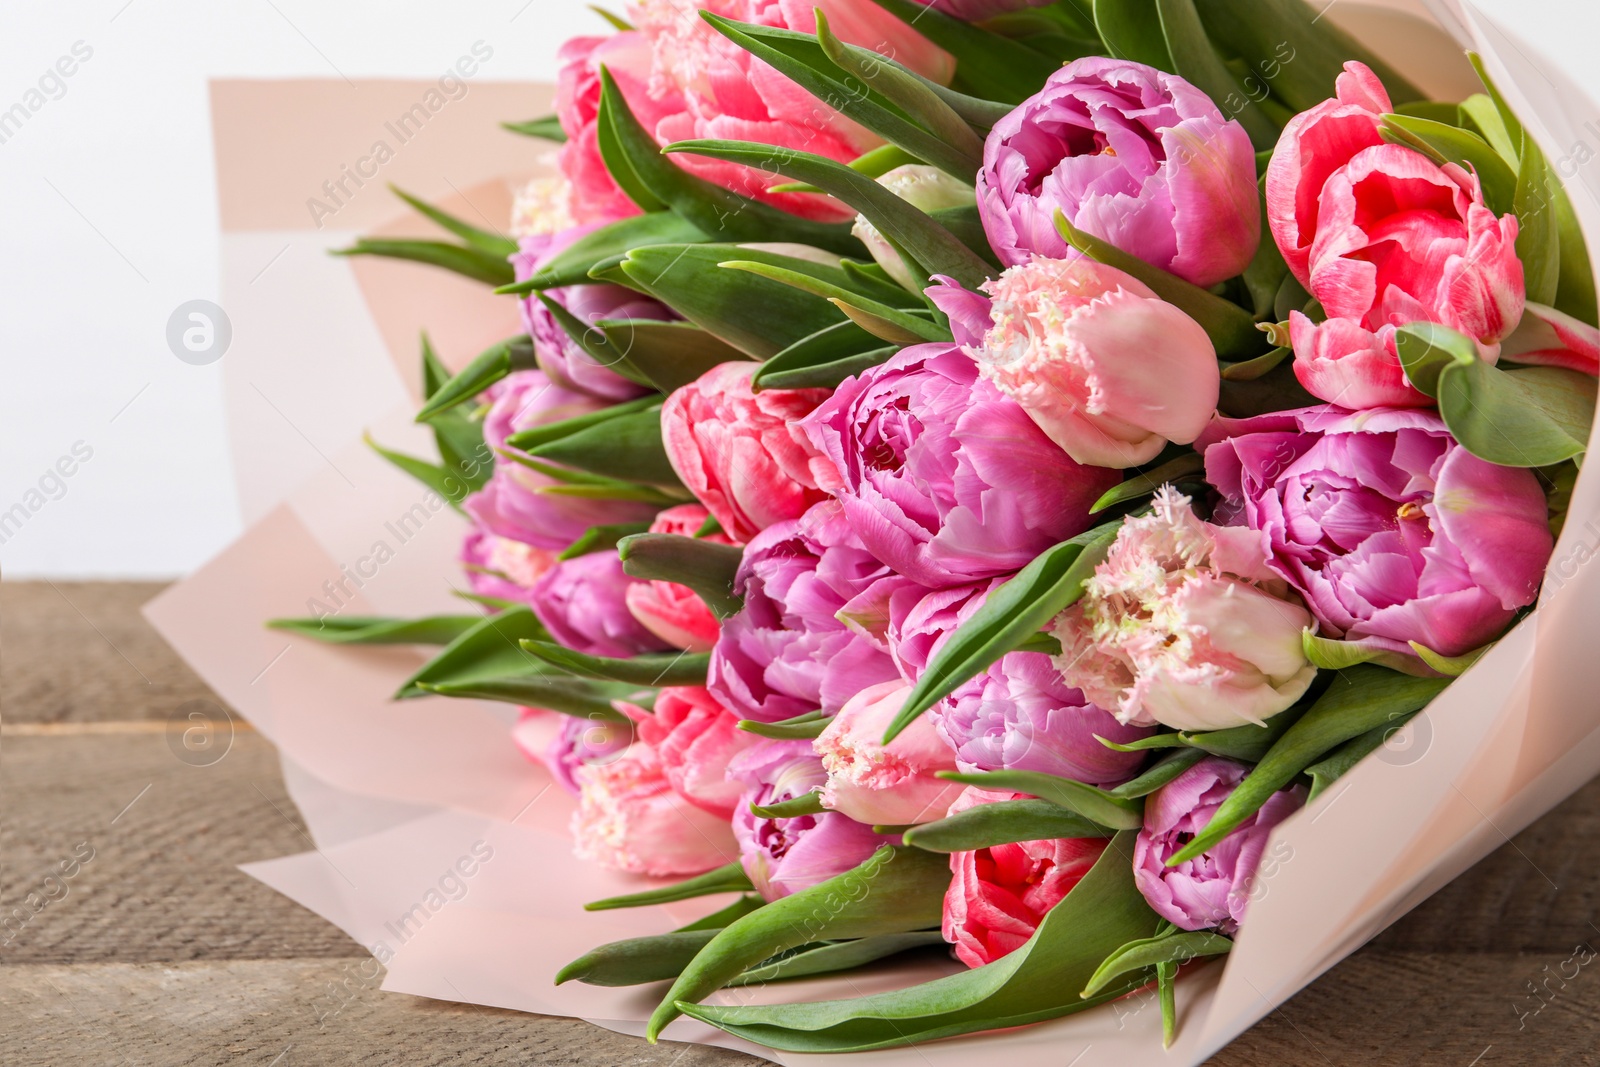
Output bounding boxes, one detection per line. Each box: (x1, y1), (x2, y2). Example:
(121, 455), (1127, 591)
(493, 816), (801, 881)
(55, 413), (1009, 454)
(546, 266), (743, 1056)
(2, 0), (1599, 577)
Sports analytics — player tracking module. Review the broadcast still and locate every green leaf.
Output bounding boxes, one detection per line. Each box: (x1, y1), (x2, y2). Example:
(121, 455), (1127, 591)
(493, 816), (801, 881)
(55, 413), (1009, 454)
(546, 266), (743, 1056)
(387, 185), (517, 257)
(753, 320), (895, 391)
(1303, 711), (1419, 802)
(332, 238), (513, 287)
(419, 336), (493, 496)
(665, 140), (994, 290)
(860, 0), (1061, 104)
(1221, 345), (1291, 382)
(364, 433), (472, 511)
(557, 930), (719, 987)
(1467, 54), (1524, 160)
(1378, 114), (1517, 215)
(502, 115), (566, 142)
(534, 293), (657, 390)
(617, 533), (745, 619)
(812, 11), (987, 174)
(597, 69), (863, 256)
(1089, 454), (1206, 515)
(266, 614), (482, 645)
(415, 675), (639, 719)
(1105, 747), (1209, 799)
(1168, 666), (1449, 864)
(1302, 629), (1431, 676)
(647, 845), (951, 1040)
(936, 770), (1144, 831)
(395, 606), (550, 699)
(1459, 92), (1518, 166)
(558, 521), (655, 561)
(617, 244), (855, 358)
(528, 406), (681, 487)
(1410, 640), (1492, 676)
(1081, 929), (1232, 997)
(885, 522), (1119, 743)
(737, 710), (828, 741)
(1438, 360), (1597, 467)
(1157, 0), (1279, 150)
(585, 861), (754, 911)
(703, 13), (982, 180)
(504, 394), (660, 453)
(1241, 181), (1290, 320)
(1180, 701), (1312, 762)
(1394, 320), (1472, 397)
(1394, 100), (1462, 125)
(415, 336), (537, 421)
(498, 213), (710, 294)
(676, 894), (766, 932)
(726, 932), (948, 986)
(1514, 129), (1561, 307)
(1551, 180), (1598, 326)
(1053, 212), (1265, 358)
(518, 639), (710, 687)
(498, 450), (687, 505)
(719, 260), (948, 343)
(749, 790), (826, 819)
(902, 798), (1113, 852)
(1192, 0), (1424, 114)
(1094, 0), (1173, 70)
(588, 3), (632, 31)
(597, 320), (749, 393)
(677, 832), (1163, 1052)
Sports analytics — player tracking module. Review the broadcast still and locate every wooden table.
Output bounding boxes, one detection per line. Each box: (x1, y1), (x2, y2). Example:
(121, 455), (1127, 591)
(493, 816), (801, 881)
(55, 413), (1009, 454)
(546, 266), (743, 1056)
(4, 581), (1598, 1066)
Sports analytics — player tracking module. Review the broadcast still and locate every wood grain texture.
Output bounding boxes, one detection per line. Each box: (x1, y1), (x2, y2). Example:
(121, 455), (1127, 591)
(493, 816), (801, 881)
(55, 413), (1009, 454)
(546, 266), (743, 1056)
(3, 582), (1598, 1065)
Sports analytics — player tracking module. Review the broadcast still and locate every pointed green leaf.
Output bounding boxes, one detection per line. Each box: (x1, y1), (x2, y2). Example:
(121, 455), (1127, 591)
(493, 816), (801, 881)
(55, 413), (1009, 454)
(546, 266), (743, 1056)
(1093, 0), (1173, 70)
(388, 185), (517, 257)
(885, 521), (1120, 743)
(1514, 129), (1561, 307)
(415, 336), (537, 422)
(737, 710), (828, 741)
(597, 69), (863, 256)
(1437, 359), (1596, 467)
(1054, 212), (1265, 358)
(860, 0), (1062, 104)
(902, 798), (1112, 853)
(528, 405), (682, 487)
(753, 320), (894, 392)
(749, 790), (826, 819)
(557, 929), (719, 987)
(585, 861), (754, 911)
(617, 533), (745, 619)
(1303, 710), (1420, 802)
(647, 845), (951, 1039)
(518, 639), (710, 687)
(498, 213), (710, 294)
(416, 675), (638, 719)
(534, 293), (658, 389)
(677, 894), (766, 932)
(1553, 179), (1599, 326)
(266, 614), (482, 645)
(727, 932), (948, 986)
(395, 606), (550, 699)
(703, 13), (982, 180)
(677, 832), (1163, 1052)
(937, 770), (1144, 830)
(1302, 629), (1431, 676)
(1089, 453), (1206, 515)
(504, 394), (661, 452)
(665, 140), (993, 289)
(1081, 929), (1232, 997)
(719, 260), (947, 343)
(559, 521), (655, 561)
(1410, 640), (1492, 676)
(595, 320), (748, 393)
(1169, 666), (1449, 864)
(1157, 0), (1279, 150)
(502, 115), (566, 142)
(364, 433), (472, 510)
(1105, 747), (1209, 799)
(1221, 345), (1292, 382)
(332, 238), (513, 286)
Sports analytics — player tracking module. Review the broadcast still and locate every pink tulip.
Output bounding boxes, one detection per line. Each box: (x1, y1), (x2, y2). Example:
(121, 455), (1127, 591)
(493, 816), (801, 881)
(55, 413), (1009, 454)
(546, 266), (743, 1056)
(948, 257), (1221, 468)
(517, 710), (634, 796)
(1266, 62), (1526, 408)
(629, 0), (953, 221)
(625, 504), (738, 651)
(977, 57), (1259, 286)
(1134, 756), (1305, 933)
(1501, 302), (1600, 377)
(941, 787), (1108, 967)
(1053, 488), (1316, 731)
(570, 742), (738, 876)
(555, 32), (679, 224)
(631, 686), (752, 818)
(460, 528), (558, 605)
(912, 0), (1059, 18)
(528, 550), (671, 659)
(814, 679), (962, 826)
(662, 362), (833, 544)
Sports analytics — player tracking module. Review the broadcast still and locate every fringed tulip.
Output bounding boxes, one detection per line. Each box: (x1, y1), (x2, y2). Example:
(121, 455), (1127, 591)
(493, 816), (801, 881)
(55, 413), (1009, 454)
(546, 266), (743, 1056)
(1053, 488), (1317, 731)
(570, 743), (737, 876)
(815, 679), (962, 826)
(631, 686), (751, 817)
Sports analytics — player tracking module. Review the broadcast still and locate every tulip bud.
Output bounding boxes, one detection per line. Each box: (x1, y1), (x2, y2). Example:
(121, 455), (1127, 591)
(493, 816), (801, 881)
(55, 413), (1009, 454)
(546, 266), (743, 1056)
(851, 165), (975, 291)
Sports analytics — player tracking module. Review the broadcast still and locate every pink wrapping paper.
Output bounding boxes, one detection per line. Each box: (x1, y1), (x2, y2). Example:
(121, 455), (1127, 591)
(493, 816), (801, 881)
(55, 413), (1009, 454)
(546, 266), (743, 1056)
(147, 4), (1600, 1062)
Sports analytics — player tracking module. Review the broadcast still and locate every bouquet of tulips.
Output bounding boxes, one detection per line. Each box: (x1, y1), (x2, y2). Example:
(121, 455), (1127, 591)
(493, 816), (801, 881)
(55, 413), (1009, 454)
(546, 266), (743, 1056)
(273, 0), (1599, 1053)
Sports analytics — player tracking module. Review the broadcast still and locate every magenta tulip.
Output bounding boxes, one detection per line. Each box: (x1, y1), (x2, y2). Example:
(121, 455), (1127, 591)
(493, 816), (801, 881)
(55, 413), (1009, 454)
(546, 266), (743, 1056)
(528, 550), (670, 659)
(1201, 405), (1553, 659)
(977, 57), (1259, 286)
(801, 344), (1118, 586)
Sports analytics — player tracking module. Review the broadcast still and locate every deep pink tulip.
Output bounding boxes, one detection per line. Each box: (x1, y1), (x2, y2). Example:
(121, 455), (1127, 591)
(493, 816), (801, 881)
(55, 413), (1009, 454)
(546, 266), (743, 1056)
(1201, 405), (1553, 659)
(801, 343), (1118, 586)
(662, 362), (833, 544)
(977, 57), (1259, 286)
(624, 504), (737, 652)
(942, 787), (1108, 966)
(1134, 756), (1305, 933)
(631, 686), (751, 818)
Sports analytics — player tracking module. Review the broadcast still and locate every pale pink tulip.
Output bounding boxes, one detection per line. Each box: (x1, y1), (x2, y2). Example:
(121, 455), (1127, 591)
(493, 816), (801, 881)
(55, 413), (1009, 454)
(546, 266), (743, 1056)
(814, 679), (962, 826)
(570, 742), (737, 876)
